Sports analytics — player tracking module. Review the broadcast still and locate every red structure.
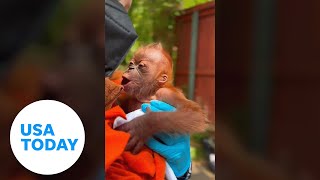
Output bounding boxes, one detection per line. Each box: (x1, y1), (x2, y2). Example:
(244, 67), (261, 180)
(174, 2), (215, 122)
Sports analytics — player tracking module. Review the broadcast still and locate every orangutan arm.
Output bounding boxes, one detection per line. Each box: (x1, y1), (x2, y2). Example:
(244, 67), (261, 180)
(116, 87), (210, 153)
(150, 87), (210, 133)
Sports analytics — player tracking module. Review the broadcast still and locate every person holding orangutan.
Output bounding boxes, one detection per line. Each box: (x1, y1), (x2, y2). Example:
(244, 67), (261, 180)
(105, 44), (209, 179)
(105, 0), (209, 179)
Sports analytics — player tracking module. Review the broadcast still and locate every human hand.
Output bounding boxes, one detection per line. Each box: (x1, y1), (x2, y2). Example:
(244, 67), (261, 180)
(147, 133), (191, 177)
(142, 100), (191, 177)
(115, 114), (153, 154)
(141, 100), (176, 112)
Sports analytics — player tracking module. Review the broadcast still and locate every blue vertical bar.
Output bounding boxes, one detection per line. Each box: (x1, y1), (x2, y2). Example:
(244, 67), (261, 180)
(250, 0), (276, 154)
(188, 11), (199, 100)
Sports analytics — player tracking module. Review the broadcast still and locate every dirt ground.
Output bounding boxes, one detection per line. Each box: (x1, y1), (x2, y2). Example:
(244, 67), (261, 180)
(190, 161), (215, 180)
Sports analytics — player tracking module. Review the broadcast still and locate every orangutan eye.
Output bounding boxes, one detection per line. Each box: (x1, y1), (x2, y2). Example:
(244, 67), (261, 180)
(138, 64), (145, 68)
(128, 62), (135, 70)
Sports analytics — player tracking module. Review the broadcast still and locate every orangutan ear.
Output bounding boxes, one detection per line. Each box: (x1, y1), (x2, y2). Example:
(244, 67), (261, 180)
(158, 74), (168, 84)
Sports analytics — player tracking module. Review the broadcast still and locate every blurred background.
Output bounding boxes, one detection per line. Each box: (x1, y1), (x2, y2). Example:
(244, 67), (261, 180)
(0, 0), (105, 179)
(120, 0), (215, 179)
(216, 0), (320, 180)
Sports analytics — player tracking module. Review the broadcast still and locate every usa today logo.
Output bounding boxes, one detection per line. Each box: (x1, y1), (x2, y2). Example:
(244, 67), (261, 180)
(10, 100), (85, 175)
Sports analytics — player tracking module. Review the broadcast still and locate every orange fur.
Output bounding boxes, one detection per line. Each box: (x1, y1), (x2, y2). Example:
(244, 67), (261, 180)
(120, 43), (209, 133)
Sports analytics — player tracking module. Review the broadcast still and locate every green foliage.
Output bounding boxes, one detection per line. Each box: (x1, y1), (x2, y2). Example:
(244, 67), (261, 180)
(121, 0), (213, 69)
(123, 0), (181, 68)
(182, 0), (213, 9)
(190, 145), (206, 161)
(191, 132), (210, 142)
(191, 132), (211, 160)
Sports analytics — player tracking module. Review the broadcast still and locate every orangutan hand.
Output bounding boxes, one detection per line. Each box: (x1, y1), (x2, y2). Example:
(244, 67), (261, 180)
(115, 113), (155, 154)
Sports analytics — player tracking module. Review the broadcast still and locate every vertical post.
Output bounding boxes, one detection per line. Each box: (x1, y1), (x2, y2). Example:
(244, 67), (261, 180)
(188, 11), (199, 100)
(250, 0), (275, 154)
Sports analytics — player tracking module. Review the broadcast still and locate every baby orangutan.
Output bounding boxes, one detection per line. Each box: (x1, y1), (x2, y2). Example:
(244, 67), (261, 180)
(117, 43), (209, 153)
